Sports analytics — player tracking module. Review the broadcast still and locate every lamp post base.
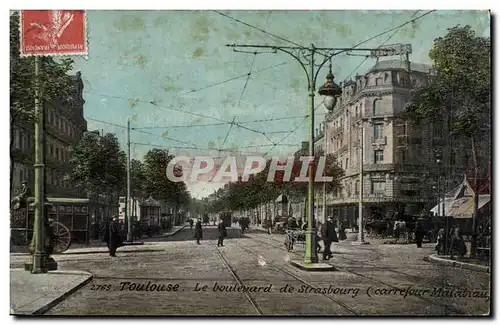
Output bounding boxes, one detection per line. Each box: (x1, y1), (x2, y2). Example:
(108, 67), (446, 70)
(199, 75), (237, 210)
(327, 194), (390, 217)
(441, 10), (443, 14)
(289, 260), (336, 272)
(24, 254), (58, 273)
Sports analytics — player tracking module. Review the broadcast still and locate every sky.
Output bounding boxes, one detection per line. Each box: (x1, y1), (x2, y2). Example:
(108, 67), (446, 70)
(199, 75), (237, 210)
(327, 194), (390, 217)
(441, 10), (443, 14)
(71, 10), (490, 198)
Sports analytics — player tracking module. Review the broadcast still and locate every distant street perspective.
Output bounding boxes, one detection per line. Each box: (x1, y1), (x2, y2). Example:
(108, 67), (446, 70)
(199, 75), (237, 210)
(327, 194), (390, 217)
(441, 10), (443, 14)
(10, 10), (490, 317)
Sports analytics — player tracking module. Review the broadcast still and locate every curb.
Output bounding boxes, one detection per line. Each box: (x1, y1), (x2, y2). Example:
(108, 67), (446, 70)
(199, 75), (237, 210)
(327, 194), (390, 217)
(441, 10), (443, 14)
(11, 270), (93, 315)
(289, 260), (337, 272)
(11, 248), (165, 257)
(427, 254), (490, 273)
(150, 225), (187, 239)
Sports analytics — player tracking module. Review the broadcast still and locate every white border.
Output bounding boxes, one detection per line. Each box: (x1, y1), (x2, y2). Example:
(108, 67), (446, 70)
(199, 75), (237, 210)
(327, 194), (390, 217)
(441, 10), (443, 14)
(19, 10), (88, 57)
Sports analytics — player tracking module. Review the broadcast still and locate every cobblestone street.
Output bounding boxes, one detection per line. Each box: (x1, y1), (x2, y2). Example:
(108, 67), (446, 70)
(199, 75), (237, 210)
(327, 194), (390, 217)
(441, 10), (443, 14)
(11, 227), (489, 316)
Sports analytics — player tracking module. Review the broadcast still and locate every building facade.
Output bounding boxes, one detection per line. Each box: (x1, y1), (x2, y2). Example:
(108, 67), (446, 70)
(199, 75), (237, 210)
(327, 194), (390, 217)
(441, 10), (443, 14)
(11, 71), (88, 198)
(311, 59), (482, 227)
(316, 59), (487, 226)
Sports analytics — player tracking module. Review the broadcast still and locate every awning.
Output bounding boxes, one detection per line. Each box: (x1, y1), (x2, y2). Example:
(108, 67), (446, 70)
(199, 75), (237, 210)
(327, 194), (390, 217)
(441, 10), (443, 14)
(430, 198), (456, 216)
(431, 195), (490, 219)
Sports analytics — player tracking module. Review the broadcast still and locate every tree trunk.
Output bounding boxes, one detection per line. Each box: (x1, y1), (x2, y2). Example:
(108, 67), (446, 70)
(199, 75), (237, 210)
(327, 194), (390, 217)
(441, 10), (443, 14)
(471, 137), (480, 258)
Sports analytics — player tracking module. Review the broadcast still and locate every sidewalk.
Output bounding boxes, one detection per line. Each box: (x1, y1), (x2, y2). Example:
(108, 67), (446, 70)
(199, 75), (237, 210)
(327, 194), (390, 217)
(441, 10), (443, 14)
(10, 225), (186, 256)
(10, 268), (93, 315)
(427, 254), (490, 273)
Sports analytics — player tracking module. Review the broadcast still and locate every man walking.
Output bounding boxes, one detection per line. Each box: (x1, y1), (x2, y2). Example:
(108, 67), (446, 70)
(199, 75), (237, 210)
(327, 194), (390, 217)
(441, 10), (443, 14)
(217, 218), (227, 247)
(321, 216), (338, 260)
(194, 219), (203, 245)
(102, 215), (122, 257)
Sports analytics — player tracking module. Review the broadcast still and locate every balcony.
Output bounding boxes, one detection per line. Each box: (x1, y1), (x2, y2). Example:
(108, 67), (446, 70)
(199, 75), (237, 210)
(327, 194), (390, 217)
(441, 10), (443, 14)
(371, 136), (387, 146)
(363, 163), (395, 172)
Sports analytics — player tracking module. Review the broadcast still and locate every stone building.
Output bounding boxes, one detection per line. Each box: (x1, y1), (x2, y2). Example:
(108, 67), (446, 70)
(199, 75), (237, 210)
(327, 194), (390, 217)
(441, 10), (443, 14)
(315, 59), (457, 226)
(11, 71), (87, 198)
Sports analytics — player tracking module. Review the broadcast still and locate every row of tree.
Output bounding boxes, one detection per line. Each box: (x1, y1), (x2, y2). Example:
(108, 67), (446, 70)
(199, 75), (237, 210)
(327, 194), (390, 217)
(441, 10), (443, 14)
(205, 154), (345, 215)
(406, 25), (491, 256)
(69, 134), (191, 211)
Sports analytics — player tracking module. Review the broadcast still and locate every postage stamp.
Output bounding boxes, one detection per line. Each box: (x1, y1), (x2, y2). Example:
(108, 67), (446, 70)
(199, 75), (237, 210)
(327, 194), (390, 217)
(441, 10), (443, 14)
(20, 10), (87, 57)
(9, 9), (491, 317)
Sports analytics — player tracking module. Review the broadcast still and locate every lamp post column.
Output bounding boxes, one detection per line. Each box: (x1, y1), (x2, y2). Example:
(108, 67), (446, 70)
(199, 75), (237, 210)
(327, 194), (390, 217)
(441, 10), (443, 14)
(31, 56), (47, 273)
(358, 120), (365, 243)
(304, 50), (318, 264)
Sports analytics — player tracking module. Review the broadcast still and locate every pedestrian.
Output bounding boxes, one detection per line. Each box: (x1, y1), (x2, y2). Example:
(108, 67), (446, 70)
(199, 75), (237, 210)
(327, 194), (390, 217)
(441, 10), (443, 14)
(217, 218), (227, 247)
(435, 227), (445, 255)
(338, 221), (347, 241)
(450, 225), (467, 259)
(414, 220), (424, 248)
(103, 215), (122, 257)
(189, 218), (194, 230)
(321, 216), (338, 260)
(194, 219), (203, 245)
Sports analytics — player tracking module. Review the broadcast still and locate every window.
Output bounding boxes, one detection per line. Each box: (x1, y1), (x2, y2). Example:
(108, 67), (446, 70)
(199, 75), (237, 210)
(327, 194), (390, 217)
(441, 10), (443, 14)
(345, 158), (349, 169)
(47, 169), (51, 185)
(374, 150), (384, 164)
(373, 99), (382, 115)
(47, 110), (52, 124)
(372, 181), (386, 194)
(49, 144), (54, 156)
(355, 180), (360, 194)
(400, 150), (406, 164)
(376, 77), (383, 86)
(373, 123), (384, 139)
(55, 148), (59, 160)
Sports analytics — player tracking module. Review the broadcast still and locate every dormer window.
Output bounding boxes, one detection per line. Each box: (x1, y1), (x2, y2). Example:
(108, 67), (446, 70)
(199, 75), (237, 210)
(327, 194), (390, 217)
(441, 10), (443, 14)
(376, 77), (384, 86)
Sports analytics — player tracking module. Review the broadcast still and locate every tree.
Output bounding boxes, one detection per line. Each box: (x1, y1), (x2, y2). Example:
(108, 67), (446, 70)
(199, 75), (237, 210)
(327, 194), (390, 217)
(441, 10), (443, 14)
(129, 159), (147, 214)
(10, 13), (75, 194)
(69, 132), (126, 200)
(406, 25), (491, 256)
(142, 149), (175, 201)
(206, 154), (345, 217)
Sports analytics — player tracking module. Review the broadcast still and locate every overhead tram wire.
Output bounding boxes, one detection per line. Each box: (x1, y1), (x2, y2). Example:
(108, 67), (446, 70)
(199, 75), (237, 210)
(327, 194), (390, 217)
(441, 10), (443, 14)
(342, 10), (421, 82)
(220, 13), (276, 151)
(130, 114), (323, 130)
(263, 102), (323, 157)
(214, 10), (303, 48)
(88, 11), (436, 159)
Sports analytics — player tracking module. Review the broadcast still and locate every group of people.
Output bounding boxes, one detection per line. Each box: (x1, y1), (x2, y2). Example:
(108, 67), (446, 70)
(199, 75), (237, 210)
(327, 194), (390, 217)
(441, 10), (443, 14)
(192, 218), (228, 247)
(435, 224), (467, 258)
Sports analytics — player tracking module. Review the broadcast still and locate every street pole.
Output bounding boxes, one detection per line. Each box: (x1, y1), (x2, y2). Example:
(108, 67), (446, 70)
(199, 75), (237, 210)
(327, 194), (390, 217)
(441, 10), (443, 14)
(226, 43), (388, 265)
(304, 48), (317, 264)
(126, 119), (132, 242)
(322, 122), (328, 224)
(358, 120), (365, 243)
(31, 55), (47, 273)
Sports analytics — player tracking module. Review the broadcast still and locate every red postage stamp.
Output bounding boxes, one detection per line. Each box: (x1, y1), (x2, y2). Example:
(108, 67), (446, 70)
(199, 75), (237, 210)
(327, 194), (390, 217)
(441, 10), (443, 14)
(20, 10), (87, 56)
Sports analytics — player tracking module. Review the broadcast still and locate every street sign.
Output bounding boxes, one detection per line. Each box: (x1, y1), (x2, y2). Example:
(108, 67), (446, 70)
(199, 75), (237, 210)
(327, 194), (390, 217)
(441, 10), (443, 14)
(20, 10), (87, 56)
(370, 44), (412, 58)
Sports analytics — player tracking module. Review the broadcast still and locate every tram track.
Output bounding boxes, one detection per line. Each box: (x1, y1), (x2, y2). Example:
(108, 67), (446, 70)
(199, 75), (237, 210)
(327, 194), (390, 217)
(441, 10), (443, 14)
(215, 246), (264, 315)
(225, 242), (360, 315)
(245, 233), (466, 315)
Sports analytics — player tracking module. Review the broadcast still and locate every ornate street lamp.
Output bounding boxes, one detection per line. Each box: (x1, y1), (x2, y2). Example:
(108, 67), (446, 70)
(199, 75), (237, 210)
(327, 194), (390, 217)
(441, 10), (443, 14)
(318, 63), (342, 111)
(318, 62), (342, 225)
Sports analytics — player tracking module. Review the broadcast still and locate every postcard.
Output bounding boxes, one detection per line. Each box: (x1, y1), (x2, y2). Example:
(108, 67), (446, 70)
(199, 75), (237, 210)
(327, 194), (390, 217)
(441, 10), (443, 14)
(9, 9), (491, 316)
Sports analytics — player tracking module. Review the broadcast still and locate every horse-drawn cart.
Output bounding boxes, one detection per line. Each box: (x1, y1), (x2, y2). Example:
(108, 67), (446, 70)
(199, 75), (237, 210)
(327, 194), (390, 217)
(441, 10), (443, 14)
(10, 197), (92, 253)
